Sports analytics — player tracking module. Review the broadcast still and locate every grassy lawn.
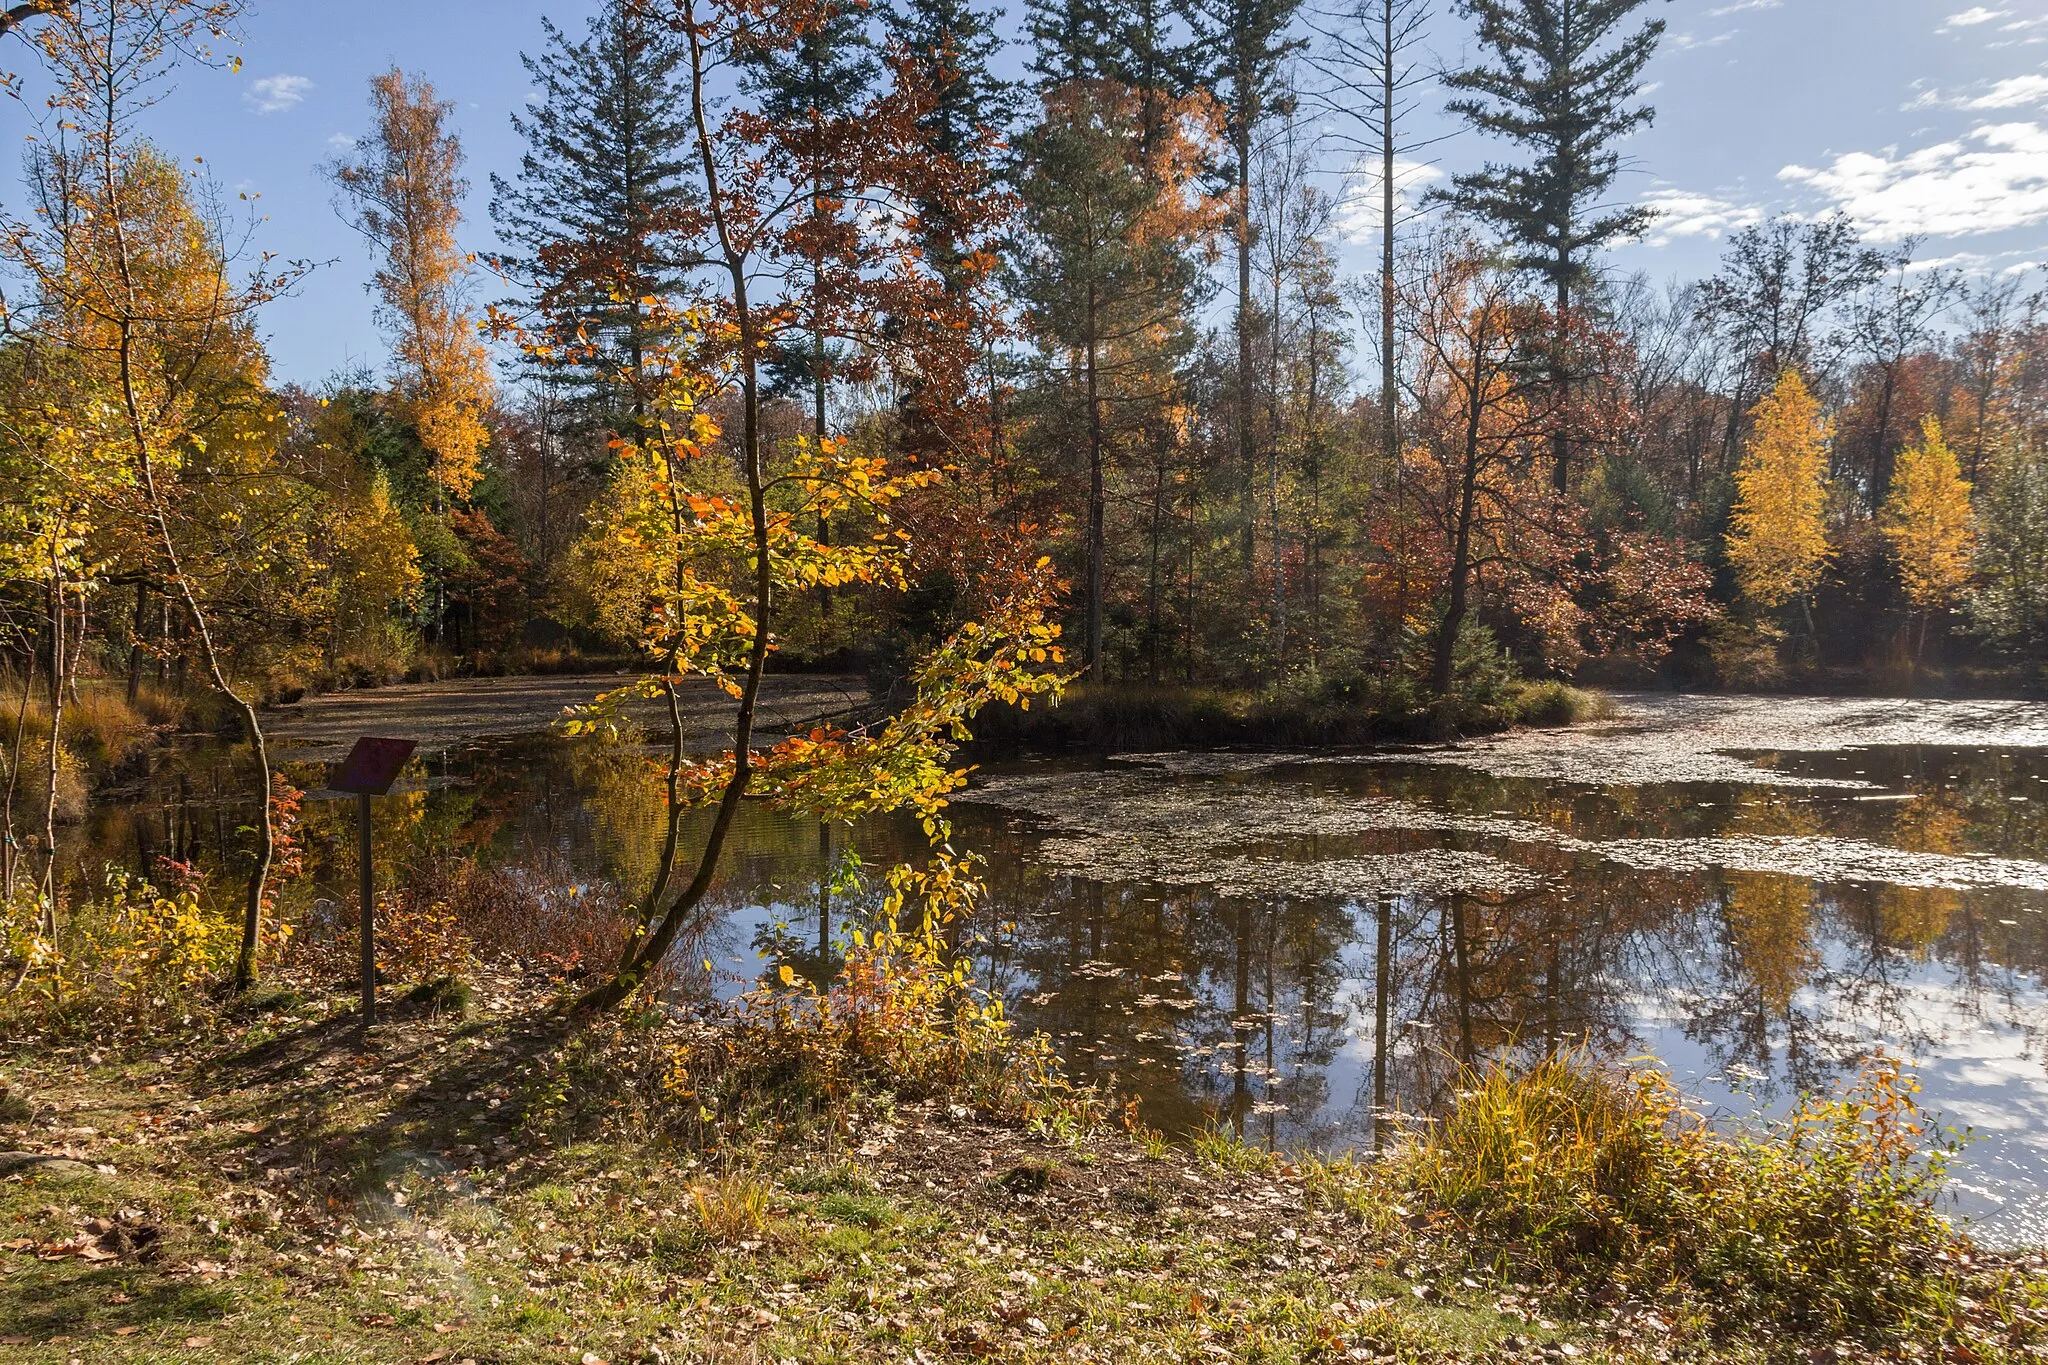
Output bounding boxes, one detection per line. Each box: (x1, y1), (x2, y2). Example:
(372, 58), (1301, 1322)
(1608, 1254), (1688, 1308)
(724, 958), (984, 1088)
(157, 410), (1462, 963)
(4, 978), (2045, 1363)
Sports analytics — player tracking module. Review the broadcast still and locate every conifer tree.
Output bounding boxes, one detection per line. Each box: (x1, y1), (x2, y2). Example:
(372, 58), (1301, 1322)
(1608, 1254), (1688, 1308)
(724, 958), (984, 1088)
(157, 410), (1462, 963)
(488, 1), (695, 426)
(1012, 80), (1213, 674)
(1194, 0), (1304, 571)
(740, 0), (875, 424)
(885, 0), (1015, 282)
(1437, 0), (1665, 488)
(1726, 368), (1832, 613)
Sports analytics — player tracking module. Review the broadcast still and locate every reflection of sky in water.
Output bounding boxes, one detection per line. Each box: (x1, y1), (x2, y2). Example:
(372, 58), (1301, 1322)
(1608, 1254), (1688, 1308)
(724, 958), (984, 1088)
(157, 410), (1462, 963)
(67, 692), (2048, 1248)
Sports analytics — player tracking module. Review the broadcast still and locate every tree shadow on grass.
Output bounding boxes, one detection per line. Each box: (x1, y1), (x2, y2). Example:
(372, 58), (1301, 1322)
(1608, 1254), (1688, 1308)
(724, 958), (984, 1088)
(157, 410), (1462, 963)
(0, 1260), (235, 1340)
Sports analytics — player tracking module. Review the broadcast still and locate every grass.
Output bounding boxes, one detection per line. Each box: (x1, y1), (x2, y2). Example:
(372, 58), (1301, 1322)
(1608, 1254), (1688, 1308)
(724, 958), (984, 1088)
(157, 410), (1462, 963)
(3, 978), (2044, 1363)
(974, 677), (1612, 753)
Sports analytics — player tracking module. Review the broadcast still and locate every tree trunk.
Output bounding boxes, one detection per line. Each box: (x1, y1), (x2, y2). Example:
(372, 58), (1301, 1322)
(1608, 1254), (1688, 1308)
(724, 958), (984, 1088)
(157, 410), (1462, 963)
(1431, 413), (1483, 696)
(126, 582), (149, 703)
(1085, 289), (1105, 677)
(581, 0), (774, 1010)
(1372, 890), (1393, 1150)
(1235, 125), (1257, 574)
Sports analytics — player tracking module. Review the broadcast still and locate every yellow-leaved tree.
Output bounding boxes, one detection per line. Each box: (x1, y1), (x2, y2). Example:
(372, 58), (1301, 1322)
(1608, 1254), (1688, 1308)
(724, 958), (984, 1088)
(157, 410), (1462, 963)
(329, 67), (493, 501)
(1881, 414), (1976, 625)
(1727, 368), (1832, 612)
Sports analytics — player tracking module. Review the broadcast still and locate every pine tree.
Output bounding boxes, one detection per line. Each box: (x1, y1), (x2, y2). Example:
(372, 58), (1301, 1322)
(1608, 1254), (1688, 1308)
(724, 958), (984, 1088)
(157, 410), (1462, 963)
(739, 0), (877, 430)
(1726, 369), (1832, 612)
(1437, 0), (1665, 488)
(1969, 439), (2048, 654)
(885, 0), (1015, 282)
(488, 1), (694, 426)
(1194, 0), (1304, 573)
(1012, 80), (1213, 674)
(1881, 415), (1975, 615)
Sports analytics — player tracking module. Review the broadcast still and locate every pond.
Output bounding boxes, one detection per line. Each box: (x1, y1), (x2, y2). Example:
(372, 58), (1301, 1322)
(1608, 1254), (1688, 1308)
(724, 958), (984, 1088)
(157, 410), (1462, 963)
(53, 683), (2048, 1246)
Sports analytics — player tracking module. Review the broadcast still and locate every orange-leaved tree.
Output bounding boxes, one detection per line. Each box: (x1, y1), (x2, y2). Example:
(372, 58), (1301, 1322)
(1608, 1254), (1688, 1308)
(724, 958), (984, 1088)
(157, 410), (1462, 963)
(0, 0), (307, 988)
(1726, 367), (1832, 616)
(548, 0), (1066, 1011)
(329, 67), (493, 503)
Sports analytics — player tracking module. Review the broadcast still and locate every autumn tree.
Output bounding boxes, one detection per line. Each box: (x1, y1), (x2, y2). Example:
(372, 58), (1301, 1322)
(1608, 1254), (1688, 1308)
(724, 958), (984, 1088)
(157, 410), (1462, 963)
(1726, 368), (1832, 614)
(330, 68), (493, 504)
(1845, 246), (1959, 507)
(0, 0), (305, 987)
(1396, 236), (1558, 695)
(1881, 415), (1975, 649)
(545, 0), (1051, 1010)
(1697, 214), (1882, 467)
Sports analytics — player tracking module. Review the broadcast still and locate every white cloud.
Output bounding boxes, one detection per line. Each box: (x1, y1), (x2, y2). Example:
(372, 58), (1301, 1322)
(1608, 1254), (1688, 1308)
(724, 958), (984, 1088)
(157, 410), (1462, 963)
(1779, 121), (2048, 240)
(1707, 0), (1779, 15)
(1334, 157), (1444, 242)
(325, 131), (354, 151)
(1944, 7), (2011, 28)
(1672, 30), (1736, 51)
(1635, 188), (1764, 246)
(1962, 72), (2048, 107)
(245, 74), (312, 114)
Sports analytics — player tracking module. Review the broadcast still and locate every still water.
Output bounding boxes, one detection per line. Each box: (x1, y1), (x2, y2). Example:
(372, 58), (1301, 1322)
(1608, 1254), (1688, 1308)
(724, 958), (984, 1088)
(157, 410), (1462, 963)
(63, 689), (2048, 1245)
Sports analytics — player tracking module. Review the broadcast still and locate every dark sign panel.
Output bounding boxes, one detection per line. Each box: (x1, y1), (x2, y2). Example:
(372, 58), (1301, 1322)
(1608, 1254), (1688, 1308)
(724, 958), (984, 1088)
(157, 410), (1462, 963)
(330, 736), (418, 796)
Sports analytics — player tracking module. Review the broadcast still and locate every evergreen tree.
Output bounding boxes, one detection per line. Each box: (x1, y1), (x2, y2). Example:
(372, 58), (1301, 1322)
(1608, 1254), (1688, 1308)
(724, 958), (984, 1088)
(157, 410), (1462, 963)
(1437, 0), (1665, 487)
(739, 0), (878, 437)
(488, 1), (695, 427)
(1012, 80), (1212, 674)
(1970, 440), (2048, 655)
(1194, 0), (1304, 572)
(885, 0), (1016, 282)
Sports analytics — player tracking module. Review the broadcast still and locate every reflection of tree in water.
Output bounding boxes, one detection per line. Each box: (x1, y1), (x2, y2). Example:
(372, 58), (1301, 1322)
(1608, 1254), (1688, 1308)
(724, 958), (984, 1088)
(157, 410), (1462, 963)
(59, 734), (2048, 1154)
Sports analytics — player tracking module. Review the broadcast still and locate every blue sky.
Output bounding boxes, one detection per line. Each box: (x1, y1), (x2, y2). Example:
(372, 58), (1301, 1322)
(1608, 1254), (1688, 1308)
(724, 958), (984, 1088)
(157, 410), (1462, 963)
(9, 0), (2048, 384)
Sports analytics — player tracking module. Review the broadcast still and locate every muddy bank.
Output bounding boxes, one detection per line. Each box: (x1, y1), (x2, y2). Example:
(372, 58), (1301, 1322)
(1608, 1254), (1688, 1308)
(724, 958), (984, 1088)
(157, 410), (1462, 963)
(263, 672), (872, 759)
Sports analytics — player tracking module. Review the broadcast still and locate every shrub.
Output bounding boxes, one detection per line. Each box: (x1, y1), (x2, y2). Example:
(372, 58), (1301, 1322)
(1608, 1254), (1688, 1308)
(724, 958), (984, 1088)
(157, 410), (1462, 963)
(1394, 1051), (1978, 1342)
(2, 869), (249, 1021)
(671, 902), (1099, 1142)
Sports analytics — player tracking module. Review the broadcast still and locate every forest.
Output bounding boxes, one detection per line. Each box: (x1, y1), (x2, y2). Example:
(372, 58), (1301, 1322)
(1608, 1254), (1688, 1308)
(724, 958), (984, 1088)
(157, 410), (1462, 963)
(8, 1), (2048, 1362)
(6, 0), (2042, 746)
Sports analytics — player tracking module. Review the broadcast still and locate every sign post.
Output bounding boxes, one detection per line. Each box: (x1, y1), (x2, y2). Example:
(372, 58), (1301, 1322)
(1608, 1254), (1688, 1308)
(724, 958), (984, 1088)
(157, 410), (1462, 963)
(329, 736), (417, 1028)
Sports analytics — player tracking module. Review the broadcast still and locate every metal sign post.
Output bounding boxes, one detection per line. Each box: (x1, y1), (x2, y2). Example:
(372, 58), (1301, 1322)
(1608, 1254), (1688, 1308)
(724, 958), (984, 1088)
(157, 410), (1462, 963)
(329, 736), (417, 1027)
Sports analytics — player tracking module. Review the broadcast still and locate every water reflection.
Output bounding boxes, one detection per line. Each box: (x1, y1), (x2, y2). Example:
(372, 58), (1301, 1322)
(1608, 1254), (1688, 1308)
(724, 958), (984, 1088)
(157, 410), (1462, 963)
(56, 724), (2048, 1244)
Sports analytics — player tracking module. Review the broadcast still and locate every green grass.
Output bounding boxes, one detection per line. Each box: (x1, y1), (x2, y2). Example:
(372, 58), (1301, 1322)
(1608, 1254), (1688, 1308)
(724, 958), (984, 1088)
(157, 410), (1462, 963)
(3, 987), (2044, 1363)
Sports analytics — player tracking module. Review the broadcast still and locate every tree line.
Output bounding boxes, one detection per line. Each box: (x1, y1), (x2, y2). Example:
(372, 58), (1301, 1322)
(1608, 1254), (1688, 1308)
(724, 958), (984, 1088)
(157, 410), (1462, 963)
(6, 0), (2048, 947)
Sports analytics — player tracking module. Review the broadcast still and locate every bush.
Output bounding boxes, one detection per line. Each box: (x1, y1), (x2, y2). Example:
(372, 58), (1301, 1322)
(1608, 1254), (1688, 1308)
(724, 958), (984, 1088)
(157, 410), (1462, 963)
(1393, 1051), (1978, 1342)
(1507, 680), (1611, 727)
(2, 869), (250, 1022)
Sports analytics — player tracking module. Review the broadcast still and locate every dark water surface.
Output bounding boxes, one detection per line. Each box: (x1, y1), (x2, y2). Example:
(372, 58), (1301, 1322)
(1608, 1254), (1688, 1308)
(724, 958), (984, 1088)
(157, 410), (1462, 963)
(62, 689), (2048, 1245)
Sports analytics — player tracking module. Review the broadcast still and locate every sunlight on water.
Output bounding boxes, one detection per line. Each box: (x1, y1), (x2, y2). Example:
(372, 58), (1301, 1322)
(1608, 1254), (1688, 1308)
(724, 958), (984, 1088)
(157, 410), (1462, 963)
(67, 691), (2048, 1245)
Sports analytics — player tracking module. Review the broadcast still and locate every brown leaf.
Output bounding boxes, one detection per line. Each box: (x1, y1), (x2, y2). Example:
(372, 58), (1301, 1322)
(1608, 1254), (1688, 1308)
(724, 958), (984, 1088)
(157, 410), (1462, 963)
(183, 1337), (214, 1348)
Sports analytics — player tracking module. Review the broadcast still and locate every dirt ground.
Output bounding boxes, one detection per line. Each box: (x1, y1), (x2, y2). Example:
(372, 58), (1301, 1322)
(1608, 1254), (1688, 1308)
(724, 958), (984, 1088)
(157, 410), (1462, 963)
(266, 672), (873, 760)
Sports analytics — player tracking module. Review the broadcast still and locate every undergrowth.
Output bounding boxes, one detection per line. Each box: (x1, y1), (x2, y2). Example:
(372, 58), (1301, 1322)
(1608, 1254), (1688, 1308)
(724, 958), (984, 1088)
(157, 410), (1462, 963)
(1352, 1050), (2031, 1351)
